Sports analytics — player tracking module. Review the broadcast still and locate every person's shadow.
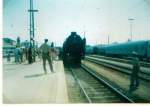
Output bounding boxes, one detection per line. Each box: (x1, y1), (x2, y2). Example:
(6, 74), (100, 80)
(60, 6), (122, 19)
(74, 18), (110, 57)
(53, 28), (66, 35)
(24, 73), (45, 78)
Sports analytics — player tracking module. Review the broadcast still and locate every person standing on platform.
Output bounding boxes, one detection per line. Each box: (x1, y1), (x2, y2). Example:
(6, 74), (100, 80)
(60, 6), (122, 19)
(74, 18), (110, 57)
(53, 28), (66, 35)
(25, 48), (28, 61)
(129, 51), (140, 92)
(40, 39), (54, 74)
(14, 46), (20, 63)
(22, 48), (26, 62)
(51, 42), (55, 61)
(28, 47), (32, 64)
(20, 48), (23, 63)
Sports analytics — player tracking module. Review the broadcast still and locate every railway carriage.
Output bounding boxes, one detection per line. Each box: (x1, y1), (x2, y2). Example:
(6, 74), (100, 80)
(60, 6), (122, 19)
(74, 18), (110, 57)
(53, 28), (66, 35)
(90, 40), (150, 61)
(85, 45), (94, 54)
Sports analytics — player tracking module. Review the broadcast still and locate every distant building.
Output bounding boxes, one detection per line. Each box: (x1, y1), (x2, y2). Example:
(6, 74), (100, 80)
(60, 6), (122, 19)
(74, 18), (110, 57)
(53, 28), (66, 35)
(3, 38), (16, 57)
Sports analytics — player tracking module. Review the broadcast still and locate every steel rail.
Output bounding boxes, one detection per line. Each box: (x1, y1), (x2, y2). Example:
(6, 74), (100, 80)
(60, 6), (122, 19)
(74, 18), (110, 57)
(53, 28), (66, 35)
(87, 56), (150, 75)
(70, 68), (92, 103)
(85, 57), (150, 81)
(90, 55), (150, 68)
(81, 64), (134, 103)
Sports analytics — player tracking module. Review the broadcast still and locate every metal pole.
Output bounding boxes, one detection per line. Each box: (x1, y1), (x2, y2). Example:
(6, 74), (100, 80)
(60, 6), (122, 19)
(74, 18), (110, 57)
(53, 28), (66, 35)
(31, 0), (35, 62)
(108, 35), (109, 44)
(29, 0), (32, 47)
(128, 18), (134, 41)
(28, 0), (38, 62)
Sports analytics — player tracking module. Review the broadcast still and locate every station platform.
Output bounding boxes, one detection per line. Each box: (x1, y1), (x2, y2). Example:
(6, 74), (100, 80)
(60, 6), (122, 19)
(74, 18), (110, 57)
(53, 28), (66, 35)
(3, 58), (68, 103)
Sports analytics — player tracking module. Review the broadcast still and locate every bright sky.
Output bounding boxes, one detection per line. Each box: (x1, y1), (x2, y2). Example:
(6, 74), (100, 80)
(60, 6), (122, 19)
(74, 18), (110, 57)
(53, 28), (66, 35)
(3, 0), (150, 46)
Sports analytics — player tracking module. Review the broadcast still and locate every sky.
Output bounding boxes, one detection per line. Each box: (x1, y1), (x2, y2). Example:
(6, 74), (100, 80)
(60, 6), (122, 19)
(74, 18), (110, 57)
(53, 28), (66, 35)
(3, 0), (150, 46)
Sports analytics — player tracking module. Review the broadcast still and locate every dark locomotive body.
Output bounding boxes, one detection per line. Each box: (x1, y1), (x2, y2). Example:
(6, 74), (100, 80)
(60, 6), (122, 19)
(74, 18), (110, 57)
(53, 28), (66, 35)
(62, 32), (86, 66)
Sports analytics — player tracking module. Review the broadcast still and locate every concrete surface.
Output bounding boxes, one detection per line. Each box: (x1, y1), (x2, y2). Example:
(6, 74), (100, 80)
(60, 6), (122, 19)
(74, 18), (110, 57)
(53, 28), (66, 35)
(3, 58), (68, 104)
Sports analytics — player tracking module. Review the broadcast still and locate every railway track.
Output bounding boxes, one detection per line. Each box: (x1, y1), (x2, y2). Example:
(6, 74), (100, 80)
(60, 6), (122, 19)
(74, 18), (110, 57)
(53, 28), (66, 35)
(65, 68), (87, 103)
(66, 65), (134, 103)
(85, 56), (150, 81)
(90, 55), (150, 68)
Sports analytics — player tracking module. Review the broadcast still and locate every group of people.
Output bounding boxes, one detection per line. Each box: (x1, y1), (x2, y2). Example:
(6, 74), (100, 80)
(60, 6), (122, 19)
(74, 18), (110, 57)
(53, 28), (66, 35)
(13, 46), (36, 64)
(7, 38), (58, 75)
(14, 46), (25, 64)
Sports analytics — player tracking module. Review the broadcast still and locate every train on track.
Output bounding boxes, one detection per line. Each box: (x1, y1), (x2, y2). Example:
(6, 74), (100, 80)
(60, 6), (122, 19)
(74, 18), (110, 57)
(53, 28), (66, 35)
(86, 40), (150, 61)
(62, 32), (86, 66)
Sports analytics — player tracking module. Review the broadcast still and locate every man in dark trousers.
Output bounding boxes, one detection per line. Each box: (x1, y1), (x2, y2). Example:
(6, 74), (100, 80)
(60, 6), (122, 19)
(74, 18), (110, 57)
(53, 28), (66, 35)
(40, 39), (54, 74)
(28, 47), (32, 64)
(129, 51), (140, 92)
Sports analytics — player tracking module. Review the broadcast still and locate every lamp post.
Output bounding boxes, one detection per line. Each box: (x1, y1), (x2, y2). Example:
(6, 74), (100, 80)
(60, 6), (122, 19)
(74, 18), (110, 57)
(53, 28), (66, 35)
(108, 35), (109, 45)
(128, 18), (134, 41)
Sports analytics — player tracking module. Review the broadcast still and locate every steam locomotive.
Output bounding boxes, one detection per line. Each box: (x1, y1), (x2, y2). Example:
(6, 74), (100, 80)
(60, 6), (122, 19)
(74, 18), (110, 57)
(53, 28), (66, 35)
(62, 32), (86, 66)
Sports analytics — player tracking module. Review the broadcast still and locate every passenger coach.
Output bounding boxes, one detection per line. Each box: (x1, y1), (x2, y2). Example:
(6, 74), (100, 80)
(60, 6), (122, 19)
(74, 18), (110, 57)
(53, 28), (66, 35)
(94, 40), (150, 61)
